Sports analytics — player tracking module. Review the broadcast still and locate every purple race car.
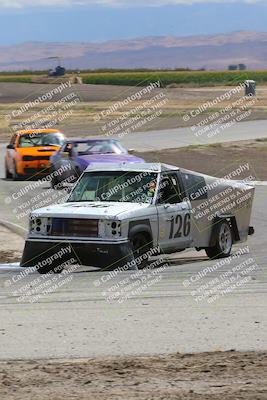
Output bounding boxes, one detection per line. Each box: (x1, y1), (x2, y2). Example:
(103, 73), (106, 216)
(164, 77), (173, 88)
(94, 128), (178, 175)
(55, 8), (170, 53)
(50, 139), (144, 188)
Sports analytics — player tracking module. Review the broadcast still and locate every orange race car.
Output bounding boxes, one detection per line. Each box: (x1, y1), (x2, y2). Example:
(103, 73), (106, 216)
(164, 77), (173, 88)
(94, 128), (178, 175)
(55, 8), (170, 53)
(5, 129), (65, 180)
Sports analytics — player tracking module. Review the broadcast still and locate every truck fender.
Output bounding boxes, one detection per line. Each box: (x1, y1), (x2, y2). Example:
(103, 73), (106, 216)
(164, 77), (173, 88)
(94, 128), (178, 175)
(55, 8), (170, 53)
(128, 220), (153, 247)
(208, 215), (240, 247)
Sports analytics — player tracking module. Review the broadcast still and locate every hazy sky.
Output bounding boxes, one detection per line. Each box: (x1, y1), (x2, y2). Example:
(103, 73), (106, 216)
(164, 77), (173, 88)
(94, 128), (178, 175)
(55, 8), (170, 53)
(0, 1), (267, 44)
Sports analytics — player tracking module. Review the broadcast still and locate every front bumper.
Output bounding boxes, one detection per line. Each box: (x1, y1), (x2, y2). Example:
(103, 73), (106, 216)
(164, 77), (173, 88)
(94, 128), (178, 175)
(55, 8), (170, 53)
(20, 239), (134, 272)
(17, 161), (51, 176)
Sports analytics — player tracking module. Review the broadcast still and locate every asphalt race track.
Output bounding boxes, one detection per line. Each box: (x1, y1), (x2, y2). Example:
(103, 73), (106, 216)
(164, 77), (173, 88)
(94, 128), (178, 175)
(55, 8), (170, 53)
(114, 120), (267, 151)
(0, 135), (266, 360)
(0, 197), (266, 360)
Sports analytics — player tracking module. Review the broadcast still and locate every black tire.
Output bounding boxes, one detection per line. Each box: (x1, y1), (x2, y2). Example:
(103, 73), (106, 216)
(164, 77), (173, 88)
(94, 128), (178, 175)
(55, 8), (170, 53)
(37, 265), (53, 275)
(50, 167), (59, 189)
(205, 220), (233, 260)
(37, 265), (64, 274)
(53, 265), (64, 274)
(5, 162), (12, 179)
(130, 232), (152, 269)
(12, 162), (21, 181)
(51, 175), (59, 189)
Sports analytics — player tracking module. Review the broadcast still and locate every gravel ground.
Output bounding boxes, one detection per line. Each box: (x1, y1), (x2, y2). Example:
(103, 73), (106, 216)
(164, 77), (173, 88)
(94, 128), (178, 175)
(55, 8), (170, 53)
(0, 224), (23, 263)
(0, 351), (266, 400)
(136, 140), (267, 180)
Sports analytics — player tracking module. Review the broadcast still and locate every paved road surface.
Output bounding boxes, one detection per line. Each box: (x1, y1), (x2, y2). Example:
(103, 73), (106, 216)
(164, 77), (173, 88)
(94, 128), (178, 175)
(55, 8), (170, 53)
(1, 118), (267, 152)
(115, 120), (267, 151)
(1, 118), (266, 230)
(0, 82), (161, 104)
(0, 121), (267, 360)
(0, 182), (266, 360)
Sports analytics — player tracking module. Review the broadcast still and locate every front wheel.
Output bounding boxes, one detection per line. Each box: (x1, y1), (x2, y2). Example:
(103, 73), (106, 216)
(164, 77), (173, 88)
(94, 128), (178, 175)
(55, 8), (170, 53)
(12, 162), (21, 181)
(205, 221), (233, 259)
(5, 162), (12, 179)
(130, 232), (152, 269)
(51, 175), (59, 189)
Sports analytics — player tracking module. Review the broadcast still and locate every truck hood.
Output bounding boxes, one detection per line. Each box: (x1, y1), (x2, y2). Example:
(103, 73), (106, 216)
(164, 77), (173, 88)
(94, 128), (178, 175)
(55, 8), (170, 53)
(32, 201), (151, 219)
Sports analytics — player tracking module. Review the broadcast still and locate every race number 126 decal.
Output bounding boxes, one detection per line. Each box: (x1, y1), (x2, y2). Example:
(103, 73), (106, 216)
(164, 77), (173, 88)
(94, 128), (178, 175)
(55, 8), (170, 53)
(169, 213), (191, 239)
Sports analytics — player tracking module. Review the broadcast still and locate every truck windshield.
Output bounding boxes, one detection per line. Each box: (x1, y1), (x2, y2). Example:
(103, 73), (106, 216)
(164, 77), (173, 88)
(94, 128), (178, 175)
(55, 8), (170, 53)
(68, 171), (158, 204)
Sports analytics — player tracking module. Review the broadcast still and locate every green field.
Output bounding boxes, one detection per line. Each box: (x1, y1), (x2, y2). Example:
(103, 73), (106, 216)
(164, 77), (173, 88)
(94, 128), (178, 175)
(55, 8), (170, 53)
(80, 71), (267, 87)
(1, 70), (267, 86)
(0, 76), (32, 83)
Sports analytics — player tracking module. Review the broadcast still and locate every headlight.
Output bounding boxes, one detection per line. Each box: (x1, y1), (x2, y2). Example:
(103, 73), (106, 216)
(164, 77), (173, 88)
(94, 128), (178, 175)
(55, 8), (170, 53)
(29, 216), (51, 235)
(99, 220), (122, 238)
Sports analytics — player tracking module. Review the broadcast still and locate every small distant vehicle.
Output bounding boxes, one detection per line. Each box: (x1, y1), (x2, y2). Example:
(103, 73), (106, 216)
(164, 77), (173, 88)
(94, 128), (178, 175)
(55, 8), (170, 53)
(50, 139), (145, 188)
(48, 65), (66, 77)
(21, 163), (255, 274)
(5, 129), (65, 180)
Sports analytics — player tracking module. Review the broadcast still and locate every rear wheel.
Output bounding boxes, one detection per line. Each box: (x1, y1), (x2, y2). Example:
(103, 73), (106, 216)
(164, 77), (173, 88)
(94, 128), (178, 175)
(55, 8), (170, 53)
(130, 232), (152, 269)
(5, 162), (12, 179)
(205, 220), (233, 259)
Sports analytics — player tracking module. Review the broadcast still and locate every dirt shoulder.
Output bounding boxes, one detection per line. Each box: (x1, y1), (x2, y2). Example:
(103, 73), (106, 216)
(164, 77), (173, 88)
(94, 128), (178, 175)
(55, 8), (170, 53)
(136, 139), (267, 181)
(0, 351), (266, 400)
(0, 224), (24, 263)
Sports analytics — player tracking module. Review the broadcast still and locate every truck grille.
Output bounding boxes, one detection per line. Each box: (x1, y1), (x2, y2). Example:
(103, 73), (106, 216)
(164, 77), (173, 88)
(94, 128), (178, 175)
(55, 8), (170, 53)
(51, 218), (99, 238)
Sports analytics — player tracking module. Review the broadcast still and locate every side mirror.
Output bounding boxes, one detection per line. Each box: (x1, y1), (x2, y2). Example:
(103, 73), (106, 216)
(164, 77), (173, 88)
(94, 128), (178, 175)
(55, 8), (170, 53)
(62, 151), (71, 158)
(6, 144), (14, 150)
(128, 148), (135, 154)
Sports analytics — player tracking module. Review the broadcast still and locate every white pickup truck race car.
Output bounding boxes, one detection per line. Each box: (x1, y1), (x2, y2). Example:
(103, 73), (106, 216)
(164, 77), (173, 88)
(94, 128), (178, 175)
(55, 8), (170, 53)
(20, 163), (255, 274)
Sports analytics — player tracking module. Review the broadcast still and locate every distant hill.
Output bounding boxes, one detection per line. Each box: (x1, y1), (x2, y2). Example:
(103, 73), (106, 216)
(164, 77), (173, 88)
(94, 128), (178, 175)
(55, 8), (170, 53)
(1, 31), (267, 71)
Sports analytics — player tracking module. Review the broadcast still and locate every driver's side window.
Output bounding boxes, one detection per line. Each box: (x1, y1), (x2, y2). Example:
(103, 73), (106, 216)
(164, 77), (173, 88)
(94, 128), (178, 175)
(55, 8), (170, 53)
(157, 173), (183, 204)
